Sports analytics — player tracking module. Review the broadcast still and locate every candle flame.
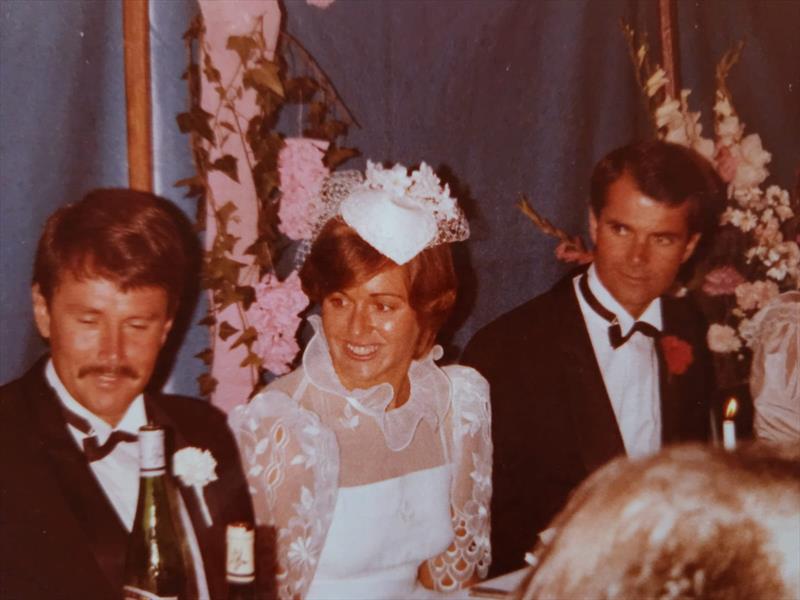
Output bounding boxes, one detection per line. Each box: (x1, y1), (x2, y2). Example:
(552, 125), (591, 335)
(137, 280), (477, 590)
(724, 397), (738, 419)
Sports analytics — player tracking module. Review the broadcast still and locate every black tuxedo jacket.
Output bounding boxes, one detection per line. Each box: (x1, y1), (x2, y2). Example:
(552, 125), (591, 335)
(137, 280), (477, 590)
(462, 272), (713, 576)
(0, 357), (255, 599)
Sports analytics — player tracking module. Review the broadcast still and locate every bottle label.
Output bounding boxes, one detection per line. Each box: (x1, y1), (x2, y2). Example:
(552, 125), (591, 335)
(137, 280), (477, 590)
(226, 523), (255, 581)
(122, 585), (178, 600)
(138, 427), (166, 476)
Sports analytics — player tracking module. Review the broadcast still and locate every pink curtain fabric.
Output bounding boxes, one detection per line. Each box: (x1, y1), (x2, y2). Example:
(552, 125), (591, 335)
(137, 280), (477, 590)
(198, 0), (281, 412)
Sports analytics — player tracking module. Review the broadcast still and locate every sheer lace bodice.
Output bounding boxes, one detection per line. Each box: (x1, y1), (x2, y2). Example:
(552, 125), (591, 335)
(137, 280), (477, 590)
(230, 316), (492, 598)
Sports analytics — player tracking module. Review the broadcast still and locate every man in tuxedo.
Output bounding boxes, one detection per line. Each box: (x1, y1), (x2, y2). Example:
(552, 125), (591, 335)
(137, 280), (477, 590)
(462, 140), (723, 576)
(0, 189), (254, 599)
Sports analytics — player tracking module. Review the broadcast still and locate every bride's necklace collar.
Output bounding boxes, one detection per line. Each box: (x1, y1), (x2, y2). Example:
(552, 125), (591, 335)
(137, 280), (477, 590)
(302, 315), (450, 450)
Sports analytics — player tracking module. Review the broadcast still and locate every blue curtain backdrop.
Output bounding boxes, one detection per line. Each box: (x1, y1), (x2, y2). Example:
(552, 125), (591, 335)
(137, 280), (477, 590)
(1, 0), (798, 394)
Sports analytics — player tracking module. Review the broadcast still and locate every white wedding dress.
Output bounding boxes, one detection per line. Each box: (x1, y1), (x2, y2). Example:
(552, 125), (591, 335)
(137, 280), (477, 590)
(230, 316), (492, 599)
(750, 292), (800, 445)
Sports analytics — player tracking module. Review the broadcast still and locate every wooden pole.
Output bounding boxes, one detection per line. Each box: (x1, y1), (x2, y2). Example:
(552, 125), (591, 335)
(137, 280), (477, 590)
(123, 0), (153, 192)
(658, 0), (680, 97)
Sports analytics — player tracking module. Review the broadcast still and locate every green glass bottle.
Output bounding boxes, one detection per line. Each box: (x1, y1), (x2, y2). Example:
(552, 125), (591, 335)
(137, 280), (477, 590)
(226, 523), (256, 600)
(123, 425), (188, 600)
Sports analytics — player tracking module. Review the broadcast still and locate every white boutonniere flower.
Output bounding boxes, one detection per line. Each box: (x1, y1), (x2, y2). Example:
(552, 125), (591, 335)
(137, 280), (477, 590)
(173, 447), (218, 527)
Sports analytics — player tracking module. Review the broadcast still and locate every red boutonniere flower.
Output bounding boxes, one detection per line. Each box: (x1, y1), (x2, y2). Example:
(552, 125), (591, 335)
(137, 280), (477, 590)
(660, 335), (694, 376)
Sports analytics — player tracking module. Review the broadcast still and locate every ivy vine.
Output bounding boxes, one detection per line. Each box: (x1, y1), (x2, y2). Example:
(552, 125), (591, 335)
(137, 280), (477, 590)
(175, 14), (358, 398)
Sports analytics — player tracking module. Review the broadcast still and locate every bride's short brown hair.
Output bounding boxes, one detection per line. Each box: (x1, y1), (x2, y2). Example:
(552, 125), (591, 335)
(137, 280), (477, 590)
(300, 218), (457, 356)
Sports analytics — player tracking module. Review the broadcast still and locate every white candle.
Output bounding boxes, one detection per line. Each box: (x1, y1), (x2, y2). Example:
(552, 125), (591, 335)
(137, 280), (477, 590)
(722, 396), (738, 451)
(723, 419), (736, 450)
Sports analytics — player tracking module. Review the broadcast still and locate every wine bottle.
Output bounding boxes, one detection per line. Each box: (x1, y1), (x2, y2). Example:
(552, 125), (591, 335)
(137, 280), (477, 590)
(123, 425), (188, 600)
(226, 523), (256, 600)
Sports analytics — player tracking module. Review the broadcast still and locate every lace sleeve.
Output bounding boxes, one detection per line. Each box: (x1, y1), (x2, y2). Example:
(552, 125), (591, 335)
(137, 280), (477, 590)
(426, 365), (492, 590)
(229, 390), (339, 600)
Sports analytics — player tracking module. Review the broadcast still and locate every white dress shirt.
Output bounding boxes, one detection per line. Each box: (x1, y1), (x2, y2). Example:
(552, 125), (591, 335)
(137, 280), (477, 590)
(45, 361), (210, 598)
(573, 265), (662, 458)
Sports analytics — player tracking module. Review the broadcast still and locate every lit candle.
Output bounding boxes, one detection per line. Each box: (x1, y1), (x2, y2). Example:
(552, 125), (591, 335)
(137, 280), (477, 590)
(723, 396), (738, 450)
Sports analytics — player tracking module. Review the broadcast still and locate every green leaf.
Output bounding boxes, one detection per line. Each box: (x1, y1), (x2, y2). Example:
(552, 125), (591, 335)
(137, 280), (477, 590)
(184, 184), (205, 199)
(202, 53), (221, 83)
(236, 285), (256, 311)
(174, 175), (202, 188)
(243, 239), (274, 270)
(284, 76), (318, 103)
(211, 155), (239, 183)
(243, 64), (284, 98)
(319, 119), (347, 140)
(198, 313), (216, 327)
(197, 372), (218, 397)
(226, 35), (258, 64)
(218, 320), (239, 341)
(232, 326), (259, 350)
(239, 351), (263, 369)
(215, 201), (238, 228)
(325, 146), (359, 169)
(214, 231), (240, 254)
(214, 281), (245, 310)
(176, 106), (215, 145)
(204, 255), (246, 288)
(183, 15), (204, 42)
(194, 348), (214, 365)
(306, 101), (326, 129)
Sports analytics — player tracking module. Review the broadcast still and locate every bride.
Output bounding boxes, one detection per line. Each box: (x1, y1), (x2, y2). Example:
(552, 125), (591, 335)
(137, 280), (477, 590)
(230, 161), (492, 599)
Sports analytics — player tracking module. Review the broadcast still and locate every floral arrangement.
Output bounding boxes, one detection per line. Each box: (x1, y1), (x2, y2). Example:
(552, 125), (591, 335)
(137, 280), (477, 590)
(520, 25), (799, 390)
(627, 33), (799, 388)
(176, 14), (357, 399)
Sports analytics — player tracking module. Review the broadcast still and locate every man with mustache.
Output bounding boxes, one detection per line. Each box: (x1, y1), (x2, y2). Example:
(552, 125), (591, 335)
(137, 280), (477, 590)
(462, 140), (724, 576)
(0, 189), (254, 599)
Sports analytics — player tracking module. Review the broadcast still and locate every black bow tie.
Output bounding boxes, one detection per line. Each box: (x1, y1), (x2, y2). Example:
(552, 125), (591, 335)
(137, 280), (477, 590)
(60, 404), (138, 462)
(579, 273), (661, 349)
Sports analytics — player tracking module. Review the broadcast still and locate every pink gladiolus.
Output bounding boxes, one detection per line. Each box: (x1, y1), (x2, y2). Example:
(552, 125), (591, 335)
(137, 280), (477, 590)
(702, 266), (746, 296)
(554, 240), (593, 265)
(715, 145), (738, 184)
(248, 271), (310, 375)
(278, 138), (330, 241)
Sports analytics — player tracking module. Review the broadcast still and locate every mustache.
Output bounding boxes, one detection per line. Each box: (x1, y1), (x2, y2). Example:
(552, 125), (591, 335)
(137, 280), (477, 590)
(77, 364), (140, 380)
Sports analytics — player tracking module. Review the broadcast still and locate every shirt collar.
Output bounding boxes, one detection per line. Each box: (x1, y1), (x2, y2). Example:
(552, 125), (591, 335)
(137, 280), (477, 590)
(587, 264), (662, 335)
(45, 359), (147, 441)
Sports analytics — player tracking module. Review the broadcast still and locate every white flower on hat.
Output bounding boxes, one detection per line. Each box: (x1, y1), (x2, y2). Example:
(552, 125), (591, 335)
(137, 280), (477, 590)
(340, 161), (469, 265)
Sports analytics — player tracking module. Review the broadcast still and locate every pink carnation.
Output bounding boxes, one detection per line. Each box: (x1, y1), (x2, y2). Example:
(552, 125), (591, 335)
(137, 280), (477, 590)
(278, 138), (330, 241)
(660, 335), (693, 376)
(258, 334), (301, 376)
(707, 323), (742, 354)
(702, 266), (746, 296)
(248, 271), (310, 375)
(734, 280), (779, 312)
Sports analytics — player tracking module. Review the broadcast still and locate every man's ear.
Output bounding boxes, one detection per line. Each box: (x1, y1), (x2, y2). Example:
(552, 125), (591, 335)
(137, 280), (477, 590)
(32, 284), (51, 339)
(159, 317), (174, 347)
(589, 209), (599, 245)
(682, 232), (702, 263)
